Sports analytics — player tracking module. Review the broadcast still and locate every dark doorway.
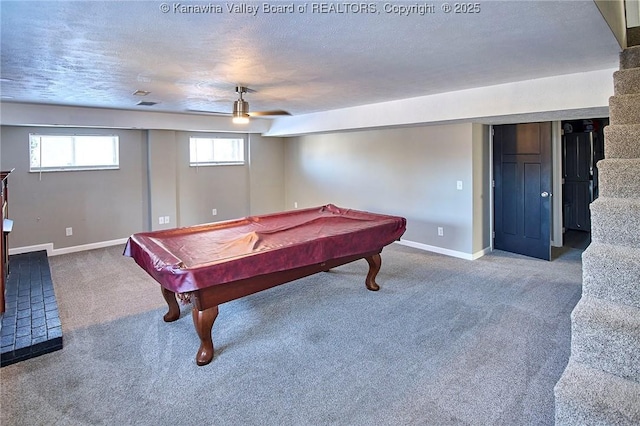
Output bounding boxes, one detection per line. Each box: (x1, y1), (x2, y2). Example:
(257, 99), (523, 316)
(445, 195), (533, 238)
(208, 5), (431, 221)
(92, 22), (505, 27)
(494, 122), (552, 260)
(561, 118), (607, 247)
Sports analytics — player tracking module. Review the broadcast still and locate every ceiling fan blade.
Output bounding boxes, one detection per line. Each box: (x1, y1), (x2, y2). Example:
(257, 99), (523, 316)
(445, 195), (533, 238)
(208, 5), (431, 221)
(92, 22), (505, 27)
(248, 110), (291, 117)
(186, 108), (230, 116)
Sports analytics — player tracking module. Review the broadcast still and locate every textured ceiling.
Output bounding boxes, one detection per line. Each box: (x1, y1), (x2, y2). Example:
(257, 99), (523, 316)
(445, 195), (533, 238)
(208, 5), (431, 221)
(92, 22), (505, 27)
(0, 1), (621, 117)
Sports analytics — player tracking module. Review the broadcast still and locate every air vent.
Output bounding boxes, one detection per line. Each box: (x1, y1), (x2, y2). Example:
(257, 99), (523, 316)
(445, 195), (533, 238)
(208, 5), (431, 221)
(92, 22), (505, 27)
(136, 101), (157, 106)
(133, 89), (151, 96)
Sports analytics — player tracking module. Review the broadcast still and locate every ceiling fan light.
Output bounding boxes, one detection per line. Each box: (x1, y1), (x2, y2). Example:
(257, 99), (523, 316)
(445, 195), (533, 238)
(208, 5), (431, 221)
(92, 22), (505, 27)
(232, 114), (250, 124)
(232, 98), (250, 124)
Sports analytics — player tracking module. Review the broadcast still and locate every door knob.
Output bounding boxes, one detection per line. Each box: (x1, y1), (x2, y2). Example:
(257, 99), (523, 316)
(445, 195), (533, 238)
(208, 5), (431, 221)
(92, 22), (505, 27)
(541, 191), (550, 198)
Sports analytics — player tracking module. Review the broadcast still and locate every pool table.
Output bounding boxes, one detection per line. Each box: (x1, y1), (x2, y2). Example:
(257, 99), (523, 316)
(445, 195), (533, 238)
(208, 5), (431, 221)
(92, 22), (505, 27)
(124, 204), (406, 365)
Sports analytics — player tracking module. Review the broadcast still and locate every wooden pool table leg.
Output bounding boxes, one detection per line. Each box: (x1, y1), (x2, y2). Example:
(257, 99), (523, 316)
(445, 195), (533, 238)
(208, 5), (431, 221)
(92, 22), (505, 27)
(365, 253), (381, 291)
(192, 305), (219, 366)
(161, 287), (181, 322)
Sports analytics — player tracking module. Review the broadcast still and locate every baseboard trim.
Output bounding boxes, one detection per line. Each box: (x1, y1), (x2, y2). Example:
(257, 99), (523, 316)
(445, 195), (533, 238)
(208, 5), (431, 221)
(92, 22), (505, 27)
(12, 237), (491, 260)
(9, 238), (128, 257)
(8, 243), (53, 256)
(395, 239), (491, 260)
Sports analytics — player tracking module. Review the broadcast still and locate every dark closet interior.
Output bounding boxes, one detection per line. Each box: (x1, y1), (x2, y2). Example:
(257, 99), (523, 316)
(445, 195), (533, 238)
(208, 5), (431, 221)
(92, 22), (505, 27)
(561, 118), (608, 242)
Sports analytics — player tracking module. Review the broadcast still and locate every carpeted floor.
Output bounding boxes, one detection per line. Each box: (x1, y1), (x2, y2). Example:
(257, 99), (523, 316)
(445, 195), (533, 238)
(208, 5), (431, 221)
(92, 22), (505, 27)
(0, 243), (582, 425)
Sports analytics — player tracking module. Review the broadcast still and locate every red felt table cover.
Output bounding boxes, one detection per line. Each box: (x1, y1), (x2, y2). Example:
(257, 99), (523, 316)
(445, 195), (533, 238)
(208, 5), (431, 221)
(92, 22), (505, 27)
(124, 204), (406, 293)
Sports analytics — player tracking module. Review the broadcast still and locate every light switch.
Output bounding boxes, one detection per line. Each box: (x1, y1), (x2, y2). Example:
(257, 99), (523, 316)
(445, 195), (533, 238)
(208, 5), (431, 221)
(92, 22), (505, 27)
(456, 180), (463, 190)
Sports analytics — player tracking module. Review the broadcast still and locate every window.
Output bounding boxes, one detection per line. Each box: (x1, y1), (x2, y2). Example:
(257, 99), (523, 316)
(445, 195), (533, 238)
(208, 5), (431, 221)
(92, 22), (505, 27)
(29, 134), (119, 172)
(189, 137), (244, 166)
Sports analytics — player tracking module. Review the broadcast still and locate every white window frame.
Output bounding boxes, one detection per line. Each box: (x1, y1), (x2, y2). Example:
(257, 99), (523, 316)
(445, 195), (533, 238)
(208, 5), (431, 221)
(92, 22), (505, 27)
(189, 137), (245, 167)
(29, 133), (120, 172)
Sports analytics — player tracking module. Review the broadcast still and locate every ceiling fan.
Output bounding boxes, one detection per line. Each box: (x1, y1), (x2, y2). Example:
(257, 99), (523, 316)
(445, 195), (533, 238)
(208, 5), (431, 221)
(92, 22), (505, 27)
(189, 85), (291, 124)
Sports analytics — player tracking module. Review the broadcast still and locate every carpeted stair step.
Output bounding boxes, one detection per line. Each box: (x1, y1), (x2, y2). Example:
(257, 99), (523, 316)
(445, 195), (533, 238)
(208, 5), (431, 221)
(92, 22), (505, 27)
(554, 360), (640, 425)
(604, 124), (640, 158)
(555, 45), (640, 426)
(614, 68), (640, 95)
(609, 94), (640, 125)
(570, 296), (640, 382)
(621, 45), (640, 70)
(590, 197), (640, 247)
(597, 158), (640, 198)
(582, 242), (640, 310)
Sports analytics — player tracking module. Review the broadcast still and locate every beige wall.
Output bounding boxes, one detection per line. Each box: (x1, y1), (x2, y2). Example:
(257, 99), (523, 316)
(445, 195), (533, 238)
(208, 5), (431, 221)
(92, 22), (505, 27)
(248, 133), (285, 215)
(148, 130), (178, 230)
(0, 126), (148, 249)
(472, 123), (492, 254)
(284, 123), (491, 257)
(595, 0), (627, 48)
(146, 131), (286, 229)
(174, 131), (250, 226)
(0, 126), (286, 251)
(1, 121), (490, 258)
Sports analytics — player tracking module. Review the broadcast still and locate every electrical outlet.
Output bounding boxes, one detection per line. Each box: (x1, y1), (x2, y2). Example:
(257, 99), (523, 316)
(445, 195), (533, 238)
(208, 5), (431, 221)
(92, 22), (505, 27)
(212, 208), (217, 216)
(456, 180), (463, 190)
(65, 227), (73, 237)
(164, 216), (170, 224)
(159, 217), (165, 225)
(437, 227), (444, 236)
(294, 202), (298, 208)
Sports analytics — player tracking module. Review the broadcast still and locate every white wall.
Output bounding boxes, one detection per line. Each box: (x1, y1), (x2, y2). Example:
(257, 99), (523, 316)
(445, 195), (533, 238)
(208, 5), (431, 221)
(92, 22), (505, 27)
(0, 103), (271, 134)
(266, 69), (614, 137)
